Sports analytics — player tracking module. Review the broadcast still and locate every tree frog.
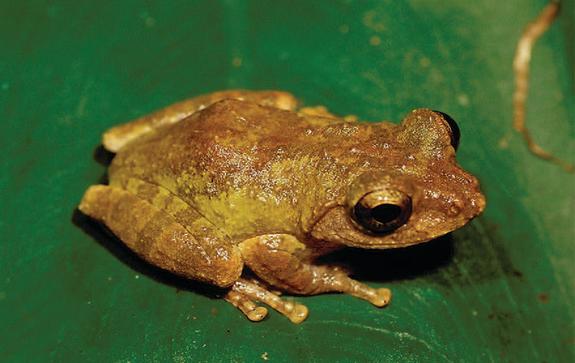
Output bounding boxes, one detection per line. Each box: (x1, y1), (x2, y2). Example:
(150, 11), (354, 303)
(79, 90), (485, 323)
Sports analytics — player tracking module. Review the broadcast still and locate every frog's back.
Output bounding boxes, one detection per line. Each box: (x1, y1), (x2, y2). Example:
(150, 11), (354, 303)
(109, 99), (344, 238)
(110, 99), (307, 182)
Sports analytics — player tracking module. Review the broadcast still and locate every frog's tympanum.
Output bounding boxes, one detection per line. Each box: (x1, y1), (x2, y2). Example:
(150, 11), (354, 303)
(80, 90), (485, 323)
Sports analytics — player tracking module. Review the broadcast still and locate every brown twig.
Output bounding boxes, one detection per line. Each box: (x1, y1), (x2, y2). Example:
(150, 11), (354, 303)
(512, 0), (574, 173)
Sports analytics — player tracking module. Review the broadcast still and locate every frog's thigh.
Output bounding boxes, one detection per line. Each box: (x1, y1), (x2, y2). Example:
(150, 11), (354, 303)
(79, 185), (243, 287)
(239, 234), (391, 307)
(103, 90), (299, 152)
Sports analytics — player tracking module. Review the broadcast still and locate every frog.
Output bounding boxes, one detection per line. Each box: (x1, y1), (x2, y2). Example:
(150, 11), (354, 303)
(79, 90), (486, 323)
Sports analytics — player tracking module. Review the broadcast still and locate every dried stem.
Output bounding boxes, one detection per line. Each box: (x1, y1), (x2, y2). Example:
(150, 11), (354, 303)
(512, 0), (574, 173)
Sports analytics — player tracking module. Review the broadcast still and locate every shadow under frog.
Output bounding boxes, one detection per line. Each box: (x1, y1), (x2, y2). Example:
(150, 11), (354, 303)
(74, 89), (487, 323)
(332, 217), (524, 287)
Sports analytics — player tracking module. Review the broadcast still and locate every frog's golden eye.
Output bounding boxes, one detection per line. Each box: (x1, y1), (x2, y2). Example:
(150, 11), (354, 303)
(433, 111), (460, 151)
(351, 190), (412, 234)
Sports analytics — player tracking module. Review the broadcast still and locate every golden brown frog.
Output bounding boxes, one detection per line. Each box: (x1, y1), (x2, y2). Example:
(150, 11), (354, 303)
(79, 90), (485, 323)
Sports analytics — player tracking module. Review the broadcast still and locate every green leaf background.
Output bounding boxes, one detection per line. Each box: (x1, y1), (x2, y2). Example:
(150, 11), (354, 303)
(1, 1), (573, 361)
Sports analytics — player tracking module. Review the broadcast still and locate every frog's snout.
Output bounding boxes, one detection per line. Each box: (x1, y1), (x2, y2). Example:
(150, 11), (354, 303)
(465, 173), (486, 217)
(471, 190), (487, 217)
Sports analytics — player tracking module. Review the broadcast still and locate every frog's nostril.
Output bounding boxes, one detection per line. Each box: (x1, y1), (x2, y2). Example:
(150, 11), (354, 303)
(459, 171), (480, 188)
(474, 192), (487, 214)
(447, 199), (464, 217)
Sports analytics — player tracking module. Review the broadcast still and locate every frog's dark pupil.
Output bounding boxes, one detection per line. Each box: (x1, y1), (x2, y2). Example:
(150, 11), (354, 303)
(371, 204), (402, 224)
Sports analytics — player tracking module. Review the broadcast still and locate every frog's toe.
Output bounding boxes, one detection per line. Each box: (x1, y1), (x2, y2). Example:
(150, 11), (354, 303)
(329, 276), (392, 308)
(224, 289), (269, 322)
(246, 306), (269, 322)
(285, 302), (309, 324)
(230, 278), (309, 324)
(371, 288), (392, 307)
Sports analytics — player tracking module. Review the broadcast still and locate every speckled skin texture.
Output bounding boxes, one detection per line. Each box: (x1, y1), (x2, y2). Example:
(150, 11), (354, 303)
(79, 90), (485, 323)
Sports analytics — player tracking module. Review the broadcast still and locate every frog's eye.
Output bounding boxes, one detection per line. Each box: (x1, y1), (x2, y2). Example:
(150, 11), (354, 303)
(433, 111), (460, 151)
(351, 190), (412, 234)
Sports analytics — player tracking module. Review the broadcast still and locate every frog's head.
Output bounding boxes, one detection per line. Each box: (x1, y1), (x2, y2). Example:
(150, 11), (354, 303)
(310, 109), (486, 248)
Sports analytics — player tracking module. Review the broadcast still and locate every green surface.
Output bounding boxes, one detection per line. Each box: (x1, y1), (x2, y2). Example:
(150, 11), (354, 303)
(1, 0), (574, 362)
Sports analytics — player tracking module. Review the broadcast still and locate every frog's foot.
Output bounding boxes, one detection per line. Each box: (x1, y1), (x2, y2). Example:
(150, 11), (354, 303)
(225, 278), (309, 324)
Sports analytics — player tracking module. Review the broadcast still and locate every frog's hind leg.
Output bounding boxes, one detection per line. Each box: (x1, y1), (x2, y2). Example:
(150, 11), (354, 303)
(101, 178), (310, 323)
(103, 90), (298, 152)
(78, 183), (243, 288)
(225, 278), (308, 323)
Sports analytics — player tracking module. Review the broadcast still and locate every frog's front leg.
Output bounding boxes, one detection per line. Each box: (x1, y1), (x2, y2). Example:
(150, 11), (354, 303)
(238, 234), (392, 311)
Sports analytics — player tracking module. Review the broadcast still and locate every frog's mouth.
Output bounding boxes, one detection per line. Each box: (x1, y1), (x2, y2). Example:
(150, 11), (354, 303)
(310, 197), (485, 249)
(309, 206), (425, 248)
